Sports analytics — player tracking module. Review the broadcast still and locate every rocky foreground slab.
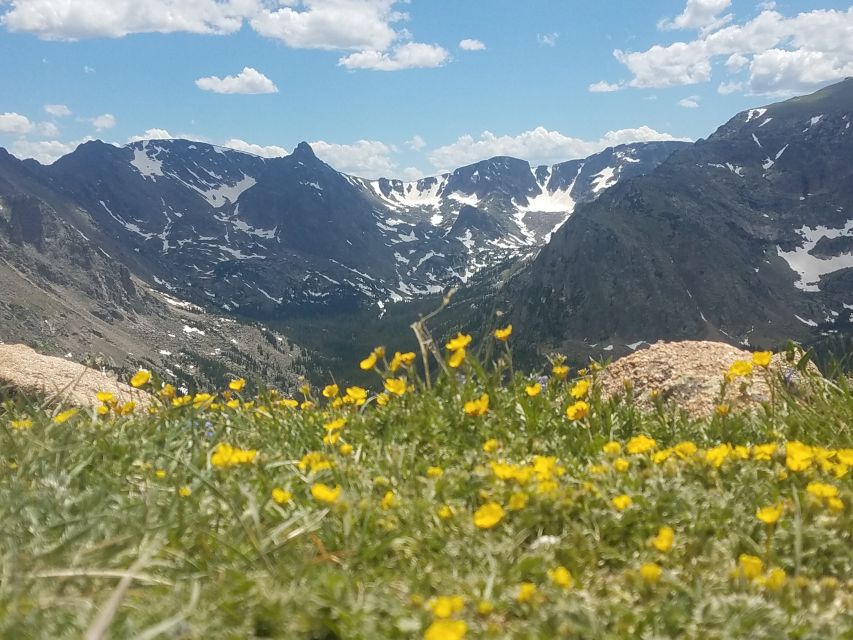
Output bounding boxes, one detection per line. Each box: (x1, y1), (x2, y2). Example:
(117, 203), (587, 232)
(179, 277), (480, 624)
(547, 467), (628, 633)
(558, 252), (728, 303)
(0, 343), (153, 409)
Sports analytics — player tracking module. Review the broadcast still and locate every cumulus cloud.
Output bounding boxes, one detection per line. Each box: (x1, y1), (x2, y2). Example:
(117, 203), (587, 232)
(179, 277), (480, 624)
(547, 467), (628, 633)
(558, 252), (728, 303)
(406, 135), (426, 151)
(402, 166), (425, 180)
(537, 32), (558, 47)
(9, 137), (92, 164)
(612, 6), (853, 95)
(44, 103), (71, 117)
(678, 95), (700, 108)
(309, 139), (395, 177)
(589, 80), (622, 93)
(0, 112), (34, 134)
(90, 113), (116, 131)
(0, 0), (256, 40)
(126, 128), (173, 143)
(339, 42), (449, 71)
(459, 38), (485, 51)
(250, 0), (404, 51)
(428, 126), (690, 169)
(223, 138), (288, 158)
(658, 0), (732, 34)
(195, 67), (278, 94)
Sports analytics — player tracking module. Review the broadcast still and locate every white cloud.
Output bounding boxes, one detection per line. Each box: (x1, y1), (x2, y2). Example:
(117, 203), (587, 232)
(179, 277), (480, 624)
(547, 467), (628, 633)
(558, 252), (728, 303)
(428, 126), (690, 169)
(127, 128), (173, 142)
(44, 103), (71, 117)
(588, 80), (622, 93)
(9, 137), (92, 164)
(90, 113), (116, 131)
(537, 32), (559, 47)
(339, 42), (449, 71)
(250, 0), (404, 51)
(195, 67), (278, 94)
(717, 80), (743, 94)
(1, 0), (257, 40)
(35, 121), (60, 137)
(223, 138), (288, 158)
(83, 65), (95, 73)
(678, 95), (700, 108)
(406, 134), (426, 151)
(659, 0), (732, 34)
(459, 38), (485, 51)
(309, 139), (395, 177)
(0, 112), (33, 134)
(612, 7), (853, 95)
(402, 166), (425, 180)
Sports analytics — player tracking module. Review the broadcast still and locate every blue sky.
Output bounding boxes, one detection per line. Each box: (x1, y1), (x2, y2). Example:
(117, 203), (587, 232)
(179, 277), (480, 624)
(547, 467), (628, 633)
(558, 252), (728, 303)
(1, 0), (851, 177)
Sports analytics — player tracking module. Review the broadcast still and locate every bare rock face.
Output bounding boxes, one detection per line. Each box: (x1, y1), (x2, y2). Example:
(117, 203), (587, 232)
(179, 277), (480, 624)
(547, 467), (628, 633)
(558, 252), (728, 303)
(0, 344), (153, 409)
(598, 340), (820, 418)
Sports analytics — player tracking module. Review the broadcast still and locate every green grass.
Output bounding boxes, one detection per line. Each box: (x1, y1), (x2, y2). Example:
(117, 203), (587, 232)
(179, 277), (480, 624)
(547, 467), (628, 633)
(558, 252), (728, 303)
(1, 346), (851, 639)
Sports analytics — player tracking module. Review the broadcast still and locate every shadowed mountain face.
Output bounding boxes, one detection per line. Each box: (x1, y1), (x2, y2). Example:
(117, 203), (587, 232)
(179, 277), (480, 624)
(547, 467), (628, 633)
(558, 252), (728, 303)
(508, 79), (853, 360)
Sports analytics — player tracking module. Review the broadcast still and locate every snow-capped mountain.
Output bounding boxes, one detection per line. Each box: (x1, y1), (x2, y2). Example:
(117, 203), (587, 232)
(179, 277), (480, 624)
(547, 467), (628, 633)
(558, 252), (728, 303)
(508, 78), (853, 359)
(21, 136), (684, 318)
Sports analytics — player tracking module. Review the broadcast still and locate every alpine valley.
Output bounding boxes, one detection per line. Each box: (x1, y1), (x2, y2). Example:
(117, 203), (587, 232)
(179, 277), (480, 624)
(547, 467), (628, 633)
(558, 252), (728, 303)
(1, 79), (852, 386)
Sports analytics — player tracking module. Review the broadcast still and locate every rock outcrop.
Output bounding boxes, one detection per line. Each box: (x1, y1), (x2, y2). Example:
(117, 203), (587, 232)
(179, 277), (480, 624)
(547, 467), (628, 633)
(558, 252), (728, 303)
(0, 344), (153, 409)
(598, 340), (820, 418)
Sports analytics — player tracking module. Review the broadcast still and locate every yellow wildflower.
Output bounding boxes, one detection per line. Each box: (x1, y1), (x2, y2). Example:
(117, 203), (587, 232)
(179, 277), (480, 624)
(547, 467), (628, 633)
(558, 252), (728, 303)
(322, 384), (339, 398)
(476, 600), (494, 616)
(613, 458), (630, 473)
(548, 566), (573, 589)
(192, 393), (214, 409)
(494, 325), (512, 341)
(311, 483), (342, 504)
(464, 394), (490, 417)
(437, 505), (454, 520)
(756, 504), (783, 525)
(602, 441), (621, 456)
(359, 352), (377, 370)
(375, 394), (389, 407)
(525, 383), (542, 397)
(429, 595), (465, 619)
(705, 443), (733, 468)
(651, 526), (675, 552)
(380, 490), (397, 510)
(473, 502), (505, 529)
(448, 348), (466, 369)
(752, 443), (777, 461)
(445, 333), (472, 351)
(389, 351), (416, 372)
(339, 443), (354, 457)
(786, 441), (814, 471)
(211, 443), (258, 468)
(298, 451), (333, 474)
(738, 554), (763, 580)
(653, 448), (674, 464)
(566, 400), (589, 421)
(483, 438), (500, 453)
(837, 449), (853, 466)
(178, 486), (192, 497)
(674, 441), (698, 458)
(115, 402), (136, 416)
(626, 434), (656, 455)
(552, 364), (569, 380)
(752, 351), (773, 368)
(715, 404), (730, 417)
(96, 405), (110, 416)
(53, 408), (78, 424)
(159, 384), (176, 399)
(427, 466), (443, 478)
(345, 386), (368, 406)
(130, 369), (151, 388)
(279, 398), (299, 409)
(384, 377), (407, 396)
(762, 567), (786, 591)
(508, 492), (529, 511)
(424, 620), (466, 640)
(640, 562), (662, 584)
(570, 379), (590, 399)
(155, 469), (167, 479)
(611, 494), (632, 511)
(226, 399), (241, 410)
(272, 488), (292, 505)
(727, 360), (754, 380)
(806, 481), (838, 499)
(516, 582), (537, 603)
(826, 497), (844, 512)
(96, 391), (115, 404)
(228, 378), (246, 392)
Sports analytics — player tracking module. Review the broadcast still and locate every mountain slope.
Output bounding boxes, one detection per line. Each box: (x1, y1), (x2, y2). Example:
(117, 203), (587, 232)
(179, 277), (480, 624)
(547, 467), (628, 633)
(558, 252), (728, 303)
(508, 79), (853, 359)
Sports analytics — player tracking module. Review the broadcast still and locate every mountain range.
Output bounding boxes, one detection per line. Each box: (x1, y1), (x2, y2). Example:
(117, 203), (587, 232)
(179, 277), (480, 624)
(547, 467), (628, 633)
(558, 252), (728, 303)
(0, 79), (851, 385)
